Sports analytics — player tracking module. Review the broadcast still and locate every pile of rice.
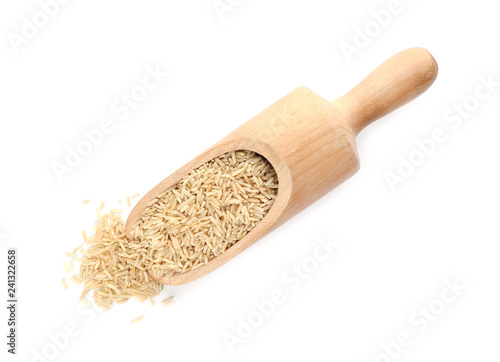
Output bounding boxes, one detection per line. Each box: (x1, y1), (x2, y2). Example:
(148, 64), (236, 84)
(68, 150), (278, 310)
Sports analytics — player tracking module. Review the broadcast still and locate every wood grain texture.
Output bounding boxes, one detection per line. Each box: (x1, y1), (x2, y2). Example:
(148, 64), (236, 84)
(335, 47), (438, 134)
(126, 47), (438, 285)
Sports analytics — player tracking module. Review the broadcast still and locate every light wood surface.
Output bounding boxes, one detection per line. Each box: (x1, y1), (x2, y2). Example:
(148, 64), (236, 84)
(126, 47), (438, 285)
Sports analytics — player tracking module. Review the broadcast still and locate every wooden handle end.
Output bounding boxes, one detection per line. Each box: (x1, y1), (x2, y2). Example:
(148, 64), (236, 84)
(334, 47), (438, 135)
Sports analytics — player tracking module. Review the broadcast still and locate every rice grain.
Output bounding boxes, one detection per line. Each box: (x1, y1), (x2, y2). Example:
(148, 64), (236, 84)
(130, 316), (144, 324)
(72, 150), (277, 310)
(161, 297), (175, 306)
(135, 150), (278, 279)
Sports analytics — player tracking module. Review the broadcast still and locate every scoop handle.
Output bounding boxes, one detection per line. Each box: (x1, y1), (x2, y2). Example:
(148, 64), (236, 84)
(333, 47), (438, 135)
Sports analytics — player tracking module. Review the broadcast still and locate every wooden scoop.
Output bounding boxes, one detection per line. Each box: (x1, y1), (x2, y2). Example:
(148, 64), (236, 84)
(126, 47), (438, 285)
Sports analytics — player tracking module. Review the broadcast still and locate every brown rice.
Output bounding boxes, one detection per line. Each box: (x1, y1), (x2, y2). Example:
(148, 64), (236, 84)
(72, 150), (278, 310)
(134, 150), (278, 279)
(130, 315), (144, 324)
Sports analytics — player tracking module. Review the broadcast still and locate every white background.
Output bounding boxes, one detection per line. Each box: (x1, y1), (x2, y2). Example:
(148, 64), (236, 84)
(1, 0), (499, 361)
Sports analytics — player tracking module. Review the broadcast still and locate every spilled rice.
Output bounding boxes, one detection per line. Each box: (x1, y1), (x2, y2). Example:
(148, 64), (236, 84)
(68, 150), (278, 310)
